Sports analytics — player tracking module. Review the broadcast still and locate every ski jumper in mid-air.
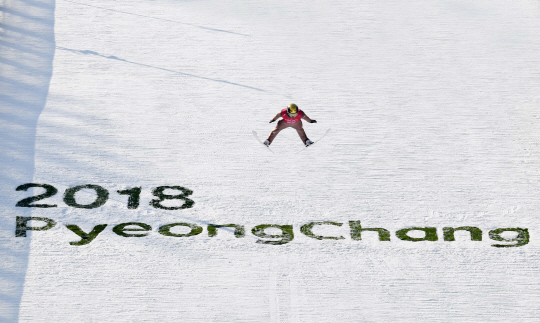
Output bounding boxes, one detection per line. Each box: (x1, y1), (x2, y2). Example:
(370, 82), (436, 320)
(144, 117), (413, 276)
(264, 103), (317, 147)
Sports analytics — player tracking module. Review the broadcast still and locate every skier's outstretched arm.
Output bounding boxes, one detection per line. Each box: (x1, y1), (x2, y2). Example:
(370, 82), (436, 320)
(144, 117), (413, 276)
(269, 112), (281, 123)
(302, 113), (317, 123)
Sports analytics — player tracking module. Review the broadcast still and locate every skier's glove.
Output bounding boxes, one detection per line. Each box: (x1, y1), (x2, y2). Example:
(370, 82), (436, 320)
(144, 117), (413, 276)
(311, 120), (317, 123)
(269, 119), (276, 123)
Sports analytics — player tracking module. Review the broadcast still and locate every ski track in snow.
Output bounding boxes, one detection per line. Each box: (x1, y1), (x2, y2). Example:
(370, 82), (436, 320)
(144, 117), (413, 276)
(1, 0), (540, 322)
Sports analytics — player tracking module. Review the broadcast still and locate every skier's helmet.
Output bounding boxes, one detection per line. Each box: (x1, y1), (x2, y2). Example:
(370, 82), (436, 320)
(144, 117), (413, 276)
(287, 103), (299, 116)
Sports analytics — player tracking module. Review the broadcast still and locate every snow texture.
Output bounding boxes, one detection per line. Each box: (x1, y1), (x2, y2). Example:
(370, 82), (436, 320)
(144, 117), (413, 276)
(1, 0), (540, 322)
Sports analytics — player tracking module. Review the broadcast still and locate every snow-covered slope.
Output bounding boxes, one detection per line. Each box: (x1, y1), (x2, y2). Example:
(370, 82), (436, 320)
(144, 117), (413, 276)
(0, 0), (55, 320)
(1, 0), (540, 321)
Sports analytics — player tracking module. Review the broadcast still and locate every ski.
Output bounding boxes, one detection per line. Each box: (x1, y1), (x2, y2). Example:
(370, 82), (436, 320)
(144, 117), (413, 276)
(297, 128), (331, 152)
(252, 131), (275, 153)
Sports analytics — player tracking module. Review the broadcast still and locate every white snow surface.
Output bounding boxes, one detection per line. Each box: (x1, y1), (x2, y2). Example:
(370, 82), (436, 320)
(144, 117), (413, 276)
(1, 0), (540, 321)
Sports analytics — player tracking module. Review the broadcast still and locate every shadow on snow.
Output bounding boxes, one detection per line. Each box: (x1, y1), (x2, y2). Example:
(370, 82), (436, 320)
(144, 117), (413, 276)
(0, 0), (56, 321)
